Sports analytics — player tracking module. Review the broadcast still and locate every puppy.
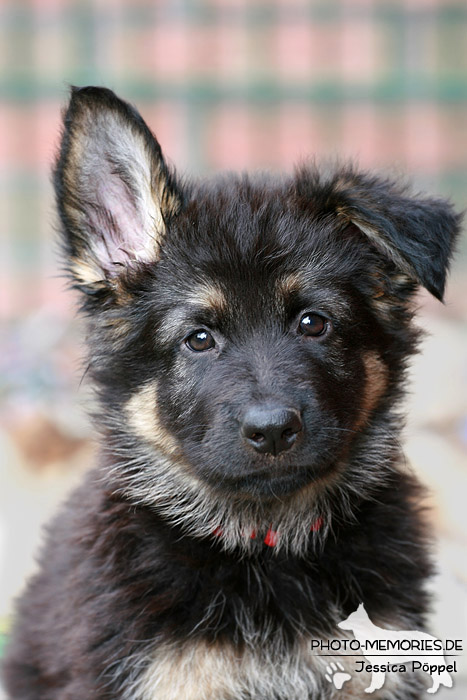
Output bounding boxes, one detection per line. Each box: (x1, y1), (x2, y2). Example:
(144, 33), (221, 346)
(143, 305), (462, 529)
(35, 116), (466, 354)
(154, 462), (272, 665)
(2, 87), (461, 699)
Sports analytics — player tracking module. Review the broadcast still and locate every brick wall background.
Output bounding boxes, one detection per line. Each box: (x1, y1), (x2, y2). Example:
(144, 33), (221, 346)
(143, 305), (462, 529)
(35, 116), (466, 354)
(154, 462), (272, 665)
(0, 1), (466, 691)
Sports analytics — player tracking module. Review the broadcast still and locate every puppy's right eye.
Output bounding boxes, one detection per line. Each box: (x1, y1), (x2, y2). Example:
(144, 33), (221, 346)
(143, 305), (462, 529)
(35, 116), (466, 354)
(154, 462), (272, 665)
(298, 313), (328, 337)
(185, 330), (215, 352)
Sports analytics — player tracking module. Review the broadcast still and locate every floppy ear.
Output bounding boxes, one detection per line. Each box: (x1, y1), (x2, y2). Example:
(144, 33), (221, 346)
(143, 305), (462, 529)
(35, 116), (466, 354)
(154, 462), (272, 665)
(331, 169), (462, 301)
(294, 167), (462, 301)
(54, 86), (182, 297)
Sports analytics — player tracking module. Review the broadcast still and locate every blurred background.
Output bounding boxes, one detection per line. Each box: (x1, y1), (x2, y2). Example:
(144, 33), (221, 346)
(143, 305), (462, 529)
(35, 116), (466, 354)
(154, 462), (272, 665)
(0, 0), (466, 695)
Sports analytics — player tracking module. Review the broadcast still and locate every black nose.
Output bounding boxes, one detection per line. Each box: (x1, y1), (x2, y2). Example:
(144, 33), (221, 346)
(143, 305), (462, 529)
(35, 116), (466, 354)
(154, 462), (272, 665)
(241, 404), (302, 456)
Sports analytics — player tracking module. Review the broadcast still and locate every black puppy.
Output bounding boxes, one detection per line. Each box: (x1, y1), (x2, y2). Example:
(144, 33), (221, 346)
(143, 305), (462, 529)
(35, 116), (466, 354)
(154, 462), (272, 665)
(3, 87), (461, 699)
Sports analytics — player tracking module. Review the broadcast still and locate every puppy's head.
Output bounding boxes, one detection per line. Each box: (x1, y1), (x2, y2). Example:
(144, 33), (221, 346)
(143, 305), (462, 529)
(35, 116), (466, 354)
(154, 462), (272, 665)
(55, 87), (461, 550)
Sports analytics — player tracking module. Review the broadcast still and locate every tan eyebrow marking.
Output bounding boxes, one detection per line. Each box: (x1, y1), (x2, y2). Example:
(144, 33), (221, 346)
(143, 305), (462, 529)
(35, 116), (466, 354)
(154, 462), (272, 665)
(276, 272), (306, 297)
(185, 283), (227, 313)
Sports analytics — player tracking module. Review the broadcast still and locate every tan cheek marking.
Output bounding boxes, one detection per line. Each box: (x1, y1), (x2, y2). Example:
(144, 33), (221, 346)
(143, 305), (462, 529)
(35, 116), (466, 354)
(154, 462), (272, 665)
(126, 382), (179, 456)
(357, 351), (389, 427)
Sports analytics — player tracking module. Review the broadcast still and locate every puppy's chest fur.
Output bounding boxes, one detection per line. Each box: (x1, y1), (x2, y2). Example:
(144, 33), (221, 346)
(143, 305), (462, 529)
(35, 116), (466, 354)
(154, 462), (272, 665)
(131, 637), (320, 700)
(116, 542), (402, 700)
(118, 541), (329, 698)
(128, 636), (401, 700)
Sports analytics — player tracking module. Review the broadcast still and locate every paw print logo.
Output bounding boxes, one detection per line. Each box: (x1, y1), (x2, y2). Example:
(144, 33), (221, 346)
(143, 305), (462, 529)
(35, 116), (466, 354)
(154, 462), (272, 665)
(325, 661), (351, 690)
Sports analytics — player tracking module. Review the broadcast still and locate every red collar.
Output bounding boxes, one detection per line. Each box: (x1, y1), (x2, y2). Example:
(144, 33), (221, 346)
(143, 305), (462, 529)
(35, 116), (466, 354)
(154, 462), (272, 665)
(213, 516), (323, 547)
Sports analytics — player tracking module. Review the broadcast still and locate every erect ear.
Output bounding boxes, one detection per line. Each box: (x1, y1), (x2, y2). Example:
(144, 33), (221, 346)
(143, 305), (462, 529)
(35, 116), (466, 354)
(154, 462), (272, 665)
(55, 86), (183, 296)
(295, 167), (462, 301)
(332, 169), (462, 301)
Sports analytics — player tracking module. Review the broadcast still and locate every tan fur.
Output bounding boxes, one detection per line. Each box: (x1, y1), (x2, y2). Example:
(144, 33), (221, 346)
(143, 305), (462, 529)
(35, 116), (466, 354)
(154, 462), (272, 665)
(70, 256), (135, 306)
(125, 631), (405, 700)
(126, 383), (180, 456)
(134, 641), (245, 700)
(185, 283), (227, 313)
(358, 351), (388, 427)
(70, 257), (107, 288)
(276, 271), (305, 297)
(276, 271), (353, 320)
(131, 637), (321, 700)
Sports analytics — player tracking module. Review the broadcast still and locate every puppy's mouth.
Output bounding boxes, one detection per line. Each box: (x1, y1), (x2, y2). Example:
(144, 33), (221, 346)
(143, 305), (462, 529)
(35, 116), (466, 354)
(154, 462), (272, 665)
(215, 461), (337, 497)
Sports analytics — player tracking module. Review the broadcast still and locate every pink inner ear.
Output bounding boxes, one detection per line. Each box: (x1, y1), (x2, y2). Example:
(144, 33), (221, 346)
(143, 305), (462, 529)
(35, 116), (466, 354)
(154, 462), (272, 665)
(87, 173), (155, 276)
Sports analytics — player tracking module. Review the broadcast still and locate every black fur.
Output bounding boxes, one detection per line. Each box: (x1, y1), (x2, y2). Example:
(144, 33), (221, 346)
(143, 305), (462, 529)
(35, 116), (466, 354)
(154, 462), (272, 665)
(2, 87), (461, 699)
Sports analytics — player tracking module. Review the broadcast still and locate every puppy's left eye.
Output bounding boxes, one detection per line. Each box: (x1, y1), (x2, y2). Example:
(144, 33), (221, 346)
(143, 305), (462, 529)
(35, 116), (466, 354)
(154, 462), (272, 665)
(298, 313), (328, 337)
(185, 330), (215, 352)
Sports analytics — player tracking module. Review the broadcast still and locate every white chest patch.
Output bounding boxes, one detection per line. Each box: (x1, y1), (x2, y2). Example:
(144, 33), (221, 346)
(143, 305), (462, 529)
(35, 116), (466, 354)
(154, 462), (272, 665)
(124, 636), (405, 700)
